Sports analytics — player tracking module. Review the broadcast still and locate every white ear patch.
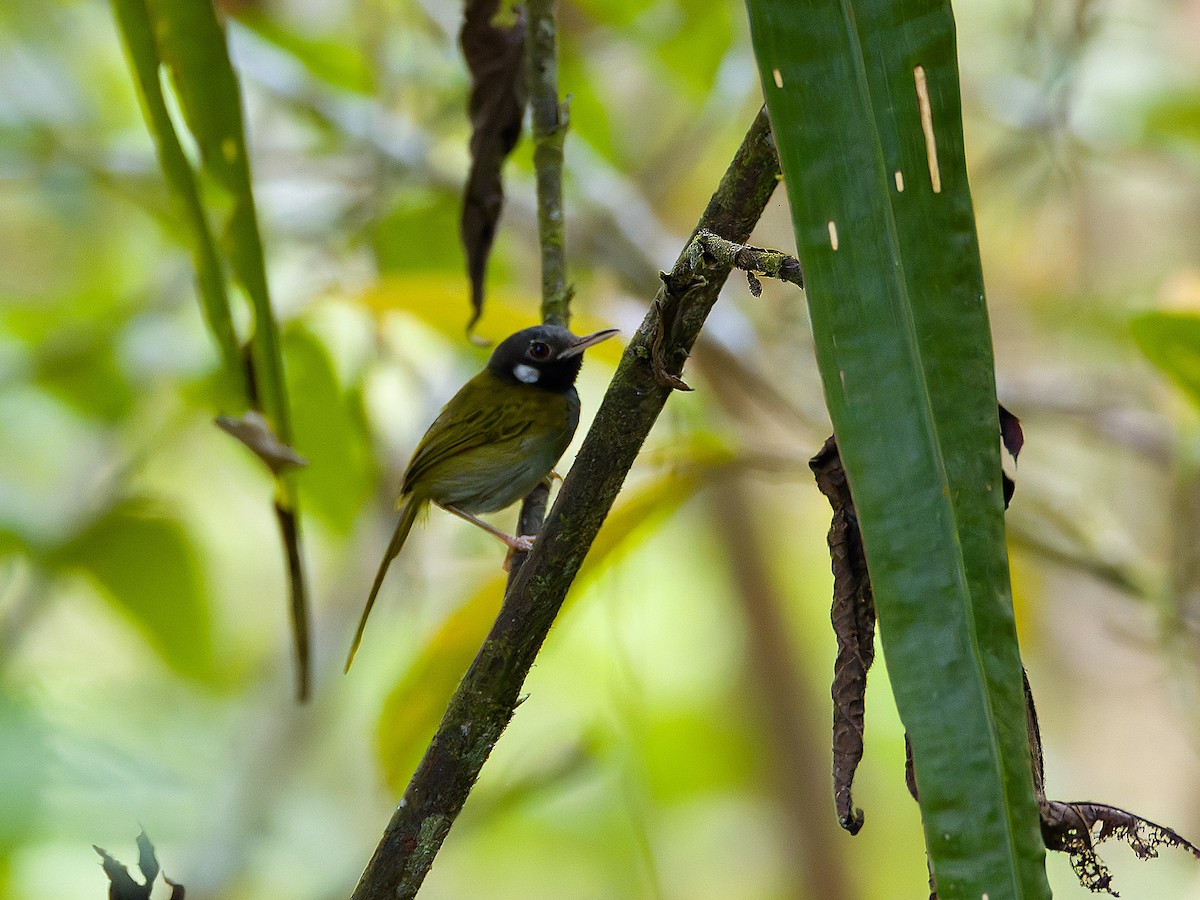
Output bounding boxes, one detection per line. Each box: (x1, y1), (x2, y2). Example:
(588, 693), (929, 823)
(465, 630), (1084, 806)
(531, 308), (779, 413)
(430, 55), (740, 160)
(513, 364), (541, 384)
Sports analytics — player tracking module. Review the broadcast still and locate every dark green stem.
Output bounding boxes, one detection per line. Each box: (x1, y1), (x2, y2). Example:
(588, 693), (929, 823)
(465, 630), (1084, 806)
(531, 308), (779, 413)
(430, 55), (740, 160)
(348, 107), (780, 900)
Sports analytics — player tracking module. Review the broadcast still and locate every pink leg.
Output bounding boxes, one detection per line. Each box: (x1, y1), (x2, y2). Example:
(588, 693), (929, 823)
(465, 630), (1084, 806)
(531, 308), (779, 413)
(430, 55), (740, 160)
(439, 504), (535, 552)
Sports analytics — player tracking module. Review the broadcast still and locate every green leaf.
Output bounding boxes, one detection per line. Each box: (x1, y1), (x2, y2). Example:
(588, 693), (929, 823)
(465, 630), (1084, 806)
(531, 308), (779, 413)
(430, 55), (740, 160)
(109, 0), (244, 388)
(113, 0), (312, 697)
(745, 0), (1049, 897)
(283, 327), (377, 532)
(57, 501), (215, 682)
(235, 11), (375, 94)
(145, 0), (290, 443)
(1131, 311), (1200, 408)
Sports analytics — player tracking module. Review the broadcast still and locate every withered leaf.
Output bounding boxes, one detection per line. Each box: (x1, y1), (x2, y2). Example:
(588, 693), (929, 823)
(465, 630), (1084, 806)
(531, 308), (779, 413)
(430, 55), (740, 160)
(94, 832), (184, 900)
(999, 404), (1021, 508)
(1023, 670), (1200, 895)
(1040, 799), (1200, 895)
(999, 403), (1023, 460)
(134, 831), (158, 889)
(460, 0), (527, 334)
(810, 435), (876, 834)
(215, 410), (308, 474)
(812, 420), (1200, 896)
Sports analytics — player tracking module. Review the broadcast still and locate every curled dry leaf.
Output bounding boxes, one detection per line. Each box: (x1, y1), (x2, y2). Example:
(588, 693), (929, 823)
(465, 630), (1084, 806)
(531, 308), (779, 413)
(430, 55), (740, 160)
(215, 410), (308, 474)
(460, 0), (527, 334)
(812, 418), (1200, 897)
(809, 435), (876, 834)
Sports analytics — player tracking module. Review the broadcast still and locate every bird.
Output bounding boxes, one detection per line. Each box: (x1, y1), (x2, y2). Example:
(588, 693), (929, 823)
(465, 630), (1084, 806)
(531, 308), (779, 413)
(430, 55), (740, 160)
(345, 323), (619, 670)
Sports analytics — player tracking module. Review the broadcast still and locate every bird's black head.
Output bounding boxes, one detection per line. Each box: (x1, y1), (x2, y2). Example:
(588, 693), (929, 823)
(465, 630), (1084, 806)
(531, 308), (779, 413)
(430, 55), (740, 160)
(486, 324), (619, 392)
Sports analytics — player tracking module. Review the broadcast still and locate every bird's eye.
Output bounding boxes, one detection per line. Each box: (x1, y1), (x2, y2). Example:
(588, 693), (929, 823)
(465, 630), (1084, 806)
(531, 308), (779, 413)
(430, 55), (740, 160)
(528, 341), (552, 361)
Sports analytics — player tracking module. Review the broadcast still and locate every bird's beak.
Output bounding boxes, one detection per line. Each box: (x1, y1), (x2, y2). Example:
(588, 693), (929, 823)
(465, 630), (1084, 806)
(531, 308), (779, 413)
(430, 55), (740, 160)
(557, 328), (620, 359)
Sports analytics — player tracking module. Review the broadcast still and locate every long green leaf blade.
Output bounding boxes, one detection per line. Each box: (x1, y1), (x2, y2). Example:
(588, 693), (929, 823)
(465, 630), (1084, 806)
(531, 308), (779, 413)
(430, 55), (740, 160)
(744, 1), (1050, 897)
(114, 0), (311, 699)
(148, 0), (291, 442)
(110, 0), (244, 389)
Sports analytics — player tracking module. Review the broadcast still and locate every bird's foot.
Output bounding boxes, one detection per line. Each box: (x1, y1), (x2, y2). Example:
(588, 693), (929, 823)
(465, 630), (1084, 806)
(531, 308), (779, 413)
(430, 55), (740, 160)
(502, 534), (537, 571)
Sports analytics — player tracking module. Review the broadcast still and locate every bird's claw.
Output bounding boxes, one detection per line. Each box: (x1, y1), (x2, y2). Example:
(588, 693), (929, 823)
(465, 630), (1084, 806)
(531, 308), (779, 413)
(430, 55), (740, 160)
(502, 534), (537, 571)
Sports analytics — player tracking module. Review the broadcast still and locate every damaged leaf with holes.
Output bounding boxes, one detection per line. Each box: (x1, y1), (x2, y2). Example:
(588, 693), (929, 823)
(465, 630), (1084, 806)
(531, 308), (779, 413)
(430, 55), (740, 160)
(1023, 672), (1200, 896)
(94, 831), (184, 900)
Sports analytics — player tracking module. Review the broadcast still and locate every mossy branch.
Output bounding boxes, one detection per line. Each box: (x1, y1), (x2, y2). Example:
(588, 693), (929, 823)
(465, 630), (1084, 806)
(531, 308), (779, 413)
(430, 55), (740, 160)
(349, 106), (780, 900)
(526, 0), (570, 327)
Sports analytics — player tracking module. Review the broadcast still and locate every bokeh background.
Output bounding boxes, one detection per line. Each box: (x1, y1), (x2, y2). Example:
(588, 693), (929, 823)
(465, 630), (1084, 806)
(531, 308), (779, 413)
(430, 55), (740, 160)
(3, 0), (1200, 897)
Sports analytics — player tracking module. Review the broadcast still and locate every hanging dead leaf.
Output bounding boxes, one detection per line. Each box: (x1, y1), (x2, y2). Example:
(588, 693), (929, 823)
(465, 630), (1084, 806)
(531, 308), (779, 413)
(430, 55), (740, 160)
(810, 435), (876, 834)
(460, 0), (527, 335)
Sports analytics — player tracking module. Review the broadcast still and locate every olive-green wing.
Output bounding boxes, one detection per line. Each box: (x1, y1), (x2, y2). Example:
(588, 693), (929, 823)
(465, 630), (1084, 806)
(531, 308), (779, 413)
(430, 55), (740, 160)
(401, 375), (533, 496)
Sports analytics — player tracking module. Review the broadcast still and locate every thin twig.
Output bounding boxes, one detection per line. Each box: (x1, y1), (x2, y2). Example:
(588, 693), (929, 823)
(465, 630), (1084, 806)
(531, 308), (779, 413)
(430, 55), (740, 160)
(349, 106), (780, 900)
(506, 0), (569, 582)
(526, 0), (570, 327)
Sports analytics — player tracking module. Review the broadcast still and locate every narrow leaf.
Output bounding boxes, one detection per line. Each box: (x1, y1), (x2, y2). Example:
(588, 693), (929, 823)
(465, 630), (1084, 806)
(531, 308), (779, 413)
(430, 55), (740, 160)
(147, 0), (290, 439)
(460, 0), (527, 333)
(109, 0), (243, 387)
(745, 0), (1049, 896)
(125, 0), (312, 698)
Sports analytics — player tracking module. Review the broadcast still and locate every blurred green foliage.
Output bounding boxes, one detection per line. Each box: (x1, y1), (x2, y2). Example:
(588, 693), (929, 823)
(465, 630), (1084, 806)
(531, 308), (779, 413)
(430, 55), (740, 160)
(2, 0), (1200, 898)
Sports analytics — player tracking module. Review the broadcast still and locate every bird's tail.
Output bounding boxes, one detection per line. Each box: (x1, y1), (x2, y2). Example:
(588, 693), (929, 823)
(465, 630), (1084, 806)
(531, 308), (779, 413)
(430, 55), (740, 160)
(345, 497), (421, 672)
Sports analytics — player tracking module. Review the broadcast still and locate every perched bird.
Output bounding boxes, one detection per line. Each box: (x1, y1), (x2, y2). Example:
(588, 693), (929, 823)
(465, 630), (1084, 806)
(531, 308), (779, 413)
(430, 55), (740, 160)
(346, 323), (619, 669)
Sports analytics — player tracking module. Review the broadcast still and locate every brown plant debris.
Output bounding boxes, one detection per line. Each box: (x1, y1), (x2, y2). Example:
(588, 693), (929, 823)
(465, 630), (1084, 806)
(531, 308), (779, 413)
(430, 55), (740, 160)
(215, 410), (307, 474)
(810, 435), (875, 835)
(94, 831), (184, 900)
(811, 414), (1200, 897)
(459, 0), (526, 333)
(999, 403), (1024, 460)
(1023, 671), (1200, 895)
(999, 403), (1022, 507)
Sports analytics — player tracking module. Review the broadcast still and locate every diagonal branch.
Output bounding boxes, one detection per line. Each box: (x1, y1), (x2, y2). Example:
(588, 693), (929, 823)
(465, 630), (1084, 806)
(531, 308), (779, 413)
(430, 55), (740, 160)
(349, 106), (780, 900)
